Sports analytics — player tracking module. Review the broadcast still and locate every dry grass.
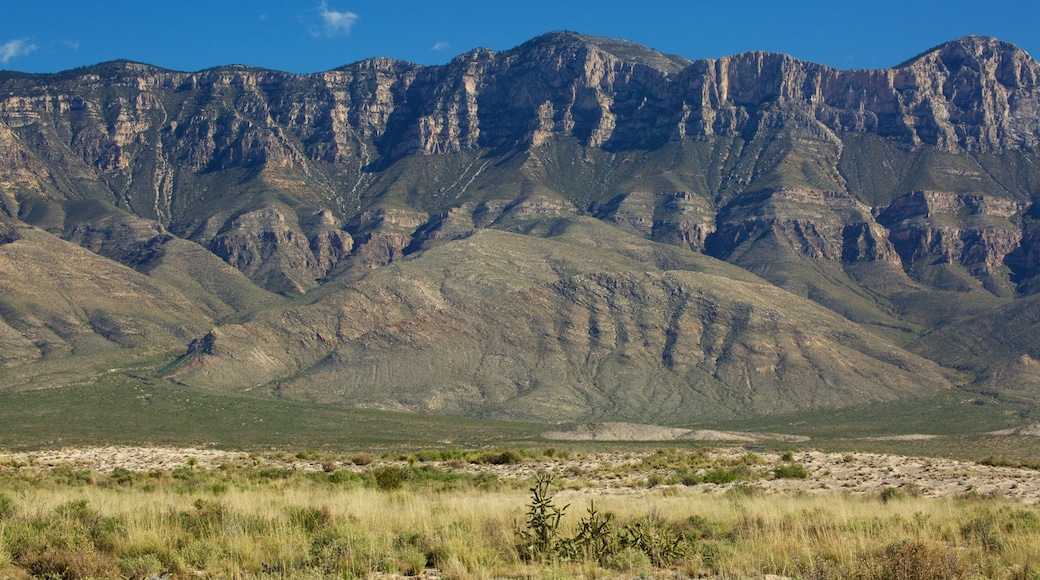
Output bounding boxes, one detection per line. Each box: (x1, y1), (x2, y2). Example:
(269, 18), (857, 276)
(0, 465), (1038, 579)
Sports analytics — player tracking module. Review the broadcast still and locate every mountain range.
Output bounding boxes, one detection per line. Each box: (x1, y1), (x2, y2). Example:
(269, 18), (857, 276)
(2, 32), (1040, 425)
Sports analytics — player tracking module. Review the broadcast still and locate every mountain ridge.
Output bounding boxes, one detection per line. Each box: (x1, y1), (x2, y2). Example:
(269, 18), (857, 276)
(2, 33), (1040, 424)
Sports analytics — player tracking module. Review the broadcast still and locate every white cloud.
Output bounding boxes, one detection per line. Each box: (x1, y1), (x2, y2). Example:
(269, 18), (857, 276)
(316, 2), (358, 36)
(0, 38), (38, 64)
(432, 41), (450, 52)
(62, 40), (80, 51)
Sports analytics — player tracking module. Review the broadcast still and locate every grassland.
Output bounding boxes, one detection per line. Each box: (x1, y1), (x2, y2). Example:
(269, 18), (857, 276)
(1, 449), (1039, 579)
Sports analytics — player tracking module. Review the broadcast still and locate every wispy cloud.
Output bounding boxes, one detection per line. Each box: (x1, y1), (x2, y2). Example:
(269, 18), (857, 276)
(432, 41), (450, 52)
(62, 40), (81, 51)
(0, 38), (38, 64)
(313, 2), (358, 37)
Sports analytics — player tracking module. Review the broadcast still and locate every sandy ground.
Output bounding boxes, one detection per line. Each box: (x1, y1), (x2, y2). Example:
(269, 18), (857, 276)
(2, 446), (1039, 504)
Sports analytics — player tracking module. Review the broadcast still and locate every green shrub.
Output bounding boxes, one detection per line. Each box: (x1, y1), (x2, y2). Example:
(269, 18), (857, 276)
(478, 450), (523, 465)
(619, 517), (691, 567)
(118, 552), (165, 579)
(1002, 508), (1040, 533)
(961, 514), (1005, 553)
(109, 467), (136, 487)
(328, 469), (362, 485)
(372, 466), (410, 491)
(876, 540), (967, 579)
(517, 477), (693, 568)
(51, 468), (95, 486)
(180, 538), (224, 569)
(670, 470), (702, 486)
(703, 468), (741, 484)
(773, 464), (809, 480)
(395, 545), (428, 575)
(310, 525), (382, 576)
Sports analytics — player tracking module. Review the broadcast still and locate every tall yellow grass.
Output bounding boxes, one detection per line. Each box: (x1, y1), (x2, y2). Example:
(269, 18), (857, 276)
(0, 472), (1038, 578)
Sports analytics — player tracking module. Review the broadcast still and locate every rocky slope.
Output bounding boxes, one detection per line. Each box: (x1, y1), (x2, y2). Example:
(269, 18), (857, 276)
(2, 33), (1040, 422)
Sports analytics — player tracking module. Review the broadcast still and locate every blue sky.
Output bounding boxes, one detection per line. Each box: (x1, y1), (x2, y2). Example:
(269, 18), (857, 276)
(2, 1), (1039, 74)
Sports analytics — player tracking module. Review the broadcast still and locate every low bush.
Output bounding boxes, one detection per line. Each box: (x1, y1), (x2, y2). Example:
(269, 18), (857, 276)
(348, 453), (374, 466)
(773, 464), (809, 480)
(876, 540), (967, 579)
(371, 466), (410, 491)
(703, 465), (754, 484)
(477, 450), (523, 465)
(118, 552), (165, 579)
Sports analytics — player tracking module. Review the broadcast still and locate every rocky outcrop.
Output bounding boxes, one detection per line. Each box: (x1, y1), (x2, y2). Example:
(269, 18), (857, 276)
(61, 212), (168, 263)
(876, 191), (1025, 292)
(841, 222), (901, 264)
(0, 222), (21, 245)
(706, 188), (874, 262)
(595, 191), (716, 252)
(202, 207), (363, 294)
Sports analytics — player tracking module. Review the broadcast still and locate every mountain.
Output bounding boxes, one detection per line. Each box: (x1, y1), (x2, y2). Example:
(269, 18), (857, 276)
(2, 33), (1039, 423)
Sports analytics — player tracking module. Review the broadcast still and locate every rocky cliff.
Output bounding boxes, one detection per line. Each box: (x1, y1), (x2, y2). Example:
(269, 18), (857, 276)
(2, 33), (1040, 421)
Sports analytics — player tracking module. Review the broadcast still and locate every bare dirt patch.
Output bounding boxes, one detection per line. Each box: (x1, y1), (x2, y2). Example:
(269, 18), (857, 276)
(859, 433), (940, 441)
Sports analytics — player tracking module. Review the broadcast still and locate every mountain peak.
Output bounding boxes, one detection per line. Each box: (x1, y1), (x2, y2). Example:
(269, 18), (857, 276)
(896, 35), (1031, 69)
(513, 30), (692, 73)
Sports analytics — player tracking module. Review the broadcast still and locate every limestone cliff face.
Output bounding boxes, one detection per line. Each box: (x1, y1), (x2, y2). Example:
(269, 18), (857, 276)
(1, 33), (1038, 298)
(360, 34), (1040, 155)
(707, 188), (871, 263)
(2, 33), (1036, 191)
(595, 191), (716, 252)
(704, 186), (1026, 296)
(877, 191), (1025, 274)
